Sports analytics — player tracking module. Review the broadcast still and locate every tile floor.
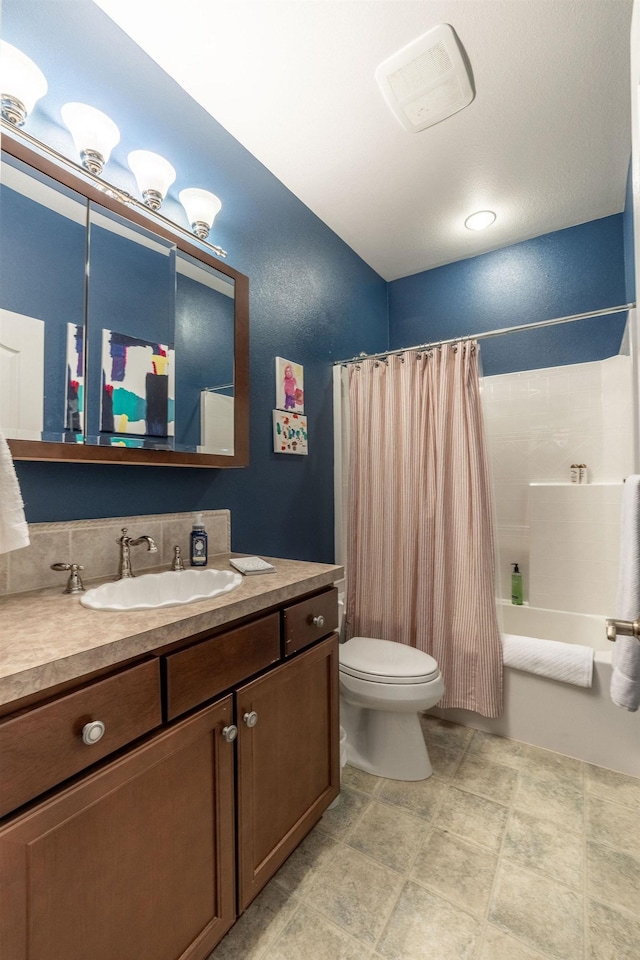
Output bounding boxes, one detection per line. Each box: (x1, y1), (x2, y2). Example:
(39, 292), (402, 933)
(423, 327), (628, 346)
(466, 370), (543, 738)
(208, 715), (640, 960)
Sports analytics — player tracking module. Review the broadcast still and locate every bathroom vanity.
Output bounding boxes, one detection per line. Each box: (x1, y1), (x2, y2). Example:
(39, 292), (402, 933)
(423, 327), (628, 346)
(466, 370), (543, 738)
(0, 556), (341, 960)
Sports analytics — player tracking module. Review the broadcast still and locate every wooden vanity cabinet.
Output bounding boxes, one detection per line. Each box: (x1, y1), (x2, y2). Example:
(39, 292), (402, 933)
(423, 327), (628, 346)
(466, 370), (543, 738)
(0, 697), (236, 960)
(0, 586), (339, 960)
(236, 633), (340, 910)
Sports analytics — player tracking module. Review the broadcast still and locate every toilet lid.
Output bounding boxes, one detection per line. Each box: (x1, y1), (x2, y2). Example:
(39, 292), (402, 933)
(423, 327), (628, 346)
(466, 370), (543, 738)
(340, 636), (439, 684)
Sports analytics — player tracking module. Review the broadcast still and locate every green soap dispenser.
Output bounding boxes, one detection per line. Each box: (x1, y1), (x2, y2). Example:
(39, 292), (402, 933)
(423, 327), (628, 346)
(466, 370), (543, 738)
(511, 563), (523, 605)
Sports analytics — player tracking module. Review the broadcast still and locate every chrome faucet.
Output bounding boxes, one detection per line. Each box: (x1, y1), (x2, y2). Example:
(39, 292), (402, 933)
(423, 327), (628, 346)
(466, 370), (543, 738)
(116, 527), (158, 579)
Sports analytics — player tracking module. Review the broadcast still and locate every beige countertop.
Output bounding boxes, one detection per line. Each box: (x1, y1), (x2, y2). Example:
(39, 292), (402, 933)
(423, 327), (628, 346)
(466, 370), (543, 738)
(0, 555), (342, 708)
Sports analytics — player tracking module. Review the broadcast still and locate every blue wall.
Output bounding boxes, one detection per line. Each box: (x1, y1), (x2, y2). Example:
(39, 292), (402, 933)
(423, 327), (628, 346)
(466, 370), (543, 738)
(3, 1), (389, 563)
(2, 2), (633, 563)
(388, 215), (629, 377)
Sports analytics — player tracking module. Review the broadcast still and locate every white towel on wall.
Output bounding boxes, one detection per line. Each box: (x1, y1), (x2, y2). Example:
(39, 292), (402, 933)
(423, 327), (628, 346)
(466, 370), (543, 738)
(0, 429), (29, 554)
(611, 475), (640, 711)
(502, 633), (594, 688)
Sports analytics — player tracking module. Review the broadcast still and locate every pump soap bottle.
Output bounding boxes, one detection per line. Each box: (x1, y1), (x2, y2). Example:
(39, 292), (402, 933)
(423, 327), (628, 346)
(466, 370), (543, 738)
(190, 513), (208, 567)
(511, 563), (523, 605)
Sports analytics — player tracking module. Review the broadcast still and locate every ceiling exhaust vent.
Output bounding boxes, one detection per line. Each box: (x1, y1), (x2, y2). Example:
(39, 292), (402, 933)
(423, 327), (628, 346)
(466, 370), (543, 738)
(375, 24), (474, 133)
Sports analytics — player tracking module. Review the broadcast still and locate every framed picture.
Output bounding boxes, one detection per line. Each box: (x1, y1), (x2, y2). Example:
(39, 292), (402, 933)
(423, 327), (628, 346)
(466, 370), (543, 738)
(275, 356), (304, 413)
(273, 410), (308, 455)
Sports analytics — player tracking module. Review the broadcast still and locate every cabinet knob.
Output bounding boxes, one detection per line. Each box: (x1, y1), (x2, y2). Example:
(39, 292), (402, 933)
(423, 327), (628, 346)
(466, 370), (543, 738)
(311, 615), (325, 628)
(243, 711), (258, 728)
(81, 720), (105, 745)
(222, 724), (238, 743)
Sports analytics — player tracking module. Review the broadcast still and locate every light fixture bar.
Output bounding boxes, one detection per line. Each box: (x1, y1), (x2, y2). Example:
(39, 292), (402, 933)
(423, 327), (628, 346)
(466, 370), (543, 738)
(0, 118), (227, 259)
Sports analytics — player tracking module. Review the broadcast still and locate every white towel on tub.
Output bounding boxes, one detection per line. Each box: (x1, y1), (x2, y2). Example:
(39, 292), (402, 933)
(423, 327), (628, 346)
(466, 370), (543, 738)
(611, 474), (640, 711)
(0, 429), (29, 554)
(502, 634), (594, 688)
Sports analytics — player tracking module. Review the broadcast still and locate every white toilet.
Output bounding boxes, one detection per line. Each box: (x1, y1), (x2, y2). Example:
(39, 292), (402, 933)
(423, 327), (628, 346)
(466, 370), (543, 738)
(339, 636), (445, 781)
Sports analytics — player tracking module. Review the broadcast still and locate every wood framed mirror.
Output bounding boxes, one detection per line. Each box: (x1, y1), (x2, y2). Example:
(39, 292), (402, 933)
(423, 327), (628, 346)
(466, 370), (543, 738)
(0, 133), (249, 468)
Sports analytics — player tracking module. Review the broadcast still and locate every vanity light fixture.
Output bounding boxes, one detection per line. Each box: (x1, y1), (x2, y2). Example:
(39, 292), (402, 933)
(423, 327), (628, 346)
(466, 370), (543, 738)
(0, 41), (48, 126)
(179, 187), (222, 240)
(127, 149), (176, 211)
(464, 210), (497, 231)
(61, 102), (120, 175)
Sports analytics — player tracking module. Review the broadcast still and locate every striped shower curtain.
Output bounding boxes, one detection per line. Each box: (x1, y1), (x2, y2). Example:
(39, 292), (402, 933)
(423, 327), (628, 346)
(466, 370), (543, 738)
(345, 344), (503, 717)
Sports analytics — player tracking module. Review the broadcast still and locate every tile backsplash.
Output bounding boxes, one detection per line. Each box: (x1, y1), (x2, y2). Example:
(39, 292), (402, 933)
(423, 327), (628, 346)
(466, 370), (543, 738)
(0, 510), (231, 597)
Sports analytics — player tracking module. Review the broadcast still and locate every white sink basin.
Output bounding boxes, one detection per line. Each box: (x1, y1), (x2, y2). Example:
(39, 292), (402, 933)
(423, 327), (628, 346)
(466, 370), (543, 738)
(80, 568), (243, 612)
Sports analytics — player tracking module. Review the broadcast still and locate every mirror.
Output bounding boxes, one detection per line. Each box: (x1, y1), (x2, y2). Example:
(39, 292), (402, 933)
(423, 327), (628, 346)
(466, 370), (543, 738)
(0, 135), (249, 467)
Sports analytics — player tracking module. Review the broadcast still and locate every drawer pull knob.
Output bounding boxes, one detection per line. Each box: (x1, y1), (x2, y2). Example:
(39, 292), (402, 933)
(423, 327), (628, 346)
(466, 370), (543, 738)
(243, 711), (259, 728)
(81, 720), (105, 745)
(312, 615), (325, 628)
(222, 724), (238, 743)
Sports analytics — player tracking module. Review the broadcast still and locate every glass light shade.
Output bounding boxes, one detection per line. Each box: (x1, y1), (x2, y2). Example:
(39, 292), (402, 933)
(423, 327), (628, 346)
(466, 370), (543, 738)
(179, 187), (222, 239)
(61, 102), (120, 175)
(0, 41), (48, 125)
(127, 150), (176, 210)
(464, 210), (496, 231)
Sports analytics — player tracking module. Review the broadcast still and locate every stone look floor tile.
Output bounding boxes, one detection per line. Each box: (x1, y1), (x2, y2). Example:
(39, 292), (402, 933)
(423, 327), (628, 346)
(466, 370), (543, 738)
(425, 741), (465, 779)
(489, 861), (584, 960)
(587, 898), (640, 960)
(272, 827), (339, 898)
(420, 715), (474, 751)
(346, 800), (427, 874)
(586, 795), (640, 858)
(305, 844), (404, 946)
(586, 765), (640, 810)
(466, 730), (529, 768)
(263, 904), (373, 960)
(503, 808), (584, 890)
(411, 828), (498, 916)
(316, 787), (369, 839)
(210, 881), (299, 960)
(451, 754), (519, 805)
(377, 880), (482, 960)
(513, 772), (584, 833)
(377, 773), (447, 821)
(480, 925), (551, 960)
(434, 785), (509, 854)
(341, 764), (382, 797)
(586, 840), (640, 915)
(524, 745), (585, 785)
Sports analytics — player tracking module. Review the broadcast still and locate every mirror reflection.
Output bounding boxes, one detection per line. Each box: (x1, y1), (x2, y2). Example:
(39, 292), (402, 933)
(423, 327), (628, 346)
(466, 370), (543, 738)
(0, 147), (242, 461)
(0, 152), (86, 442)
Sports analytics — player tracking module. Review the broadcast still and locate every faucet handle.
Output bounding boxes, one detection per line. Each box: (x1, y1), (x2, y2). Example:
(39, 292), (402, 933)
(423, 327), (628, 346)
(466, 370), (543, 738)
(116, 527), (129, 544)
(51, 562), (85, 594)
(171, 545), (185, 572)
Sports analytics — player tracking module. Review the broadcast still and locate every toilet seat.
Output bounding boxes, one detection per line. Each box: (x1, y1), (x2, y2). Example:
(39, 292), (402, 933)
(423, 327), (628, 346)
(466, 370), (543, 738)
(340, 636), (439, 684)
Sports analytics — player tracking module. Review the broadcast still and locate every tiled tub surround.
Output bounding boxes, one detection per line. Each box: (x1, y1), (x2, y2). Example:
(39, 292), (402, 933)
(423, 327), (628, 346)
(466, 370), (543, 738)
(482, 355), (634, 611)
(0, 510), (232, 597)
(210, 715), (640, 960)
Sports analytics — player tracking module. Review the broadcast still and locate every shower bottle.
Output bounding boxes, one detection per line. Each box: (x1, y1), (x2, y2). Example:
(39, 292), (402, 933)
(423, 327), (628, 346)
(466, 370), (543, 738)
(511, 563), (523, 605)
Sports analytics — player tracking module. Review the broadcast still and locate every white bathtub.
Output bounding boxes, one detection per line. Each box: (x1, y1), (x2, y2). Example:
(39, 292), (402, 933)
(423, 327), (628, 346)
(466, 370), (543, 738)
(431, 603), (640, 777)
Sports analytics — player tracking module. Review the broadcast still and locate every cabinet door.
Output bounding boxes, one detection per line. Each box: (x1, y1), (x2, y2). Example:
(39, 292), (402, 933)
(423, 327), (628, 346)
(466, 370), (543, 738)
(236, 633), (340, 910)
(0, 698), (236, 960)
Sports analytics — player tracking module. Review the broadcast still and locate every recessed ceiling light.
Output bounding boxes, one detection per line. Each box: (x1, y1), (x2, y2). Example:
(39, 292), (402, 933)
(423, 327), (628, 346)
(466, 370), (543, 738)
(464, 210), (496, 231)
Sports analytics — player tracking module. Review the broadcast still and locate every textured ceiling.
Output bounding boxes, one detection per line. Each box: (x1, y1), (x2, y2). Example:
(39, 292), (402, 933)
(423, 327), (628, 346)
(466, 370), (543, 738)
(94, 0), (632, 281)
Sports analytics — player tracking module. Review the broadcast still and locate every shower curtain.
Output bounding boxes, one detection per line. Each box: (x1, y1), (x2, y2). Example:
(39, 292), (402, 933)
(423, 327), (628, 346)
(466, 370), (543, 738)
(345, 344), (503, 717)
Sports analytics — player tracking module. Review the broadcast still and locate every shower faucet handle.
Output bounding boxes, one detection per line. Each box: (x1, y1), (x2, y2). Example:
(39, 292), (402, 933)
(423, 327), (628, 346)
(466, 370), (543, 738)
(605, 616), (640, 642)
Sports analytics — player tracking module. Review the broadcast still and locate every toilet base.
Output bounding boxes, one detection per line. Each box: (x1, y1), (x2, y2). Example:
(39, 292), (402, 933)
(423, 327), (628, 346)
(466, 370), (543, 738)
(341, 700), (433, 781)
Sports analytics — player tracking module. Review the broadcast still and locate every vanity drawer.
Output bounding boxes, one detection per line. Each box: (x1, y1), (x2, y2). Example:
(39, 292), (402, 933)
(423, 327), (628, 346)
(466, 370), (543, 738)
(0, 659), (161, 818)
(165, 613), (280, 720)
(282, 588), (339, 656)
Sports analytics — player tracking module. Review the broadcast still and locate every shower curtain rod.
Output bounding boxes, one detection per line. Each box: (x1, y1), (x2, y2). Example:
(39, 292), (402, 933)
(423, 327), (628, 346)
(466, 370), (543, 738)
(334, 302), (636, 366)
